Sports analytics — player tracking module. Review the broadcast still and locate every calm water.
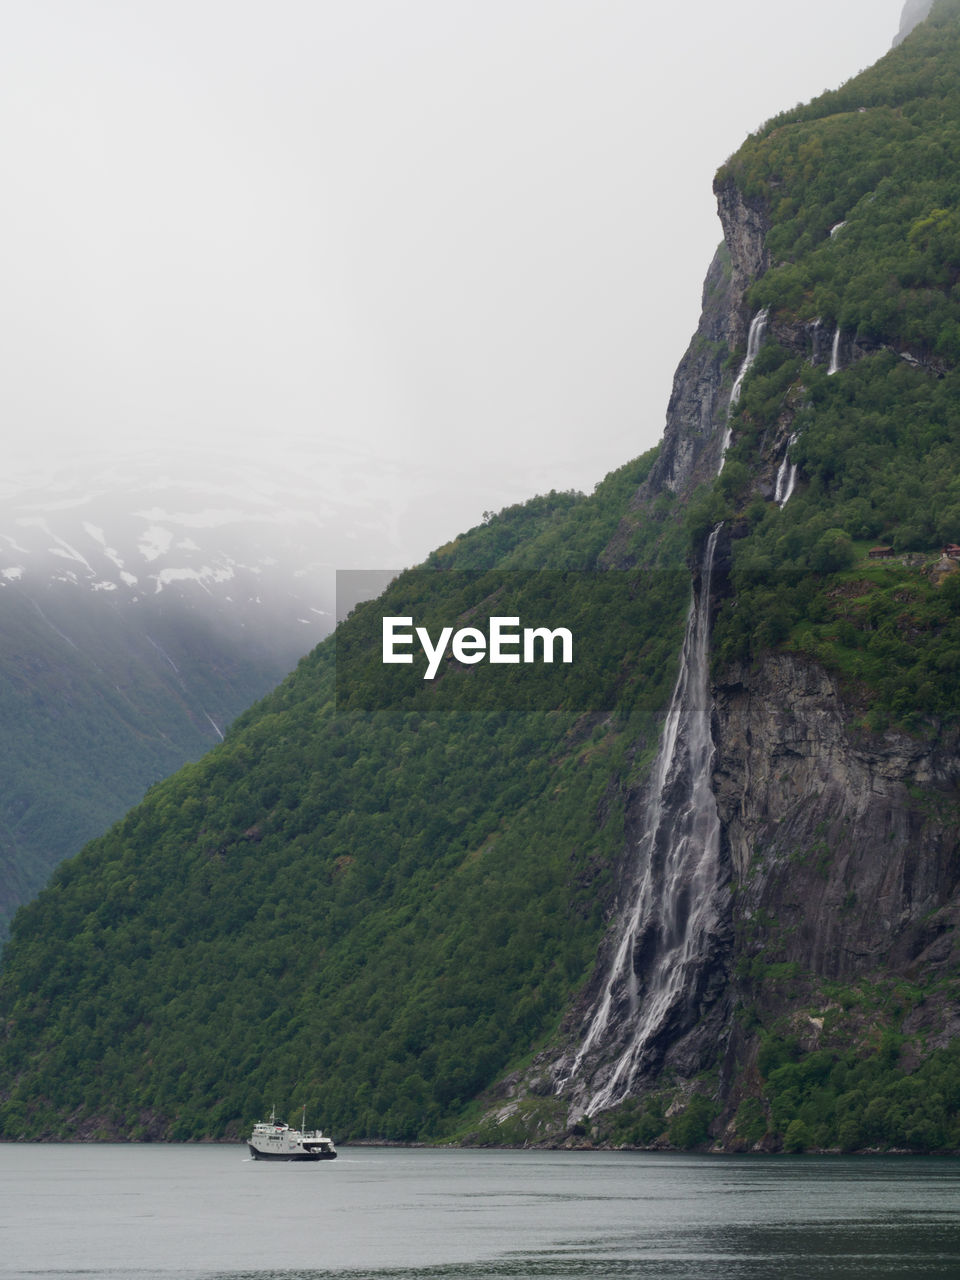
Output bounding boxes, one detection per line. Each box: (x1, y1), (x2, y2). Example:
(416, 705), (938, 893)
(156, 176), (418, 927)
(0, 1145), (958, 1279)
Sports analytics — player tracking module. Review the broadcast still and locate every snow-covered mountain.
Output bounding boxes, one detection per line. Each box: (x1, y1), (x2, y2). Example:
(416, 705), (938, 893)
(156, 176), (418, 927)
(0, 446), (400, 634)
(0, 445), (409, 936)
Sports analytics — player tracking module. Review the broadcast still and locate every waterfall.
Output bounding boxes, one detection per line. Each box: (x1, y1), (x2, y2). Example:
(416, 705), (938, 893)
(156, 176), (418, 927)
(774, 433), (799, 507)
(560, 311), (769, 1112)
(729, 309), (769, 408)
(718, 308), (769, 475)
(716, 425), (733, 474)
(567, 526), (725, 1116)
(828, 326), (841, 376)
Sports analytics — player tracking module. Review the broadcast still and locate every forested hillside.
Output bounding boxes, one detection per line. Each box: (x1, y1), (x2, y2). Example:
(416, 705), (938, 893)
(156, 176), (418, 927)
(1, 1), (960, 1150)
(0, 452), (348, 937)
(707, 0), (960, 726)
(0, 457), (695, 1141)
(0, 585), (297, 939)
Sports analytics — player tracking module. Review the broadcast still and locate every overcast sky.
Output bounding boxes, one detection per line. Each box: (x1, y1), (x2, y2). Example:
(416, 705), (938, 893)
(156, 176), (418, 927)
(0, 1), (907, 565)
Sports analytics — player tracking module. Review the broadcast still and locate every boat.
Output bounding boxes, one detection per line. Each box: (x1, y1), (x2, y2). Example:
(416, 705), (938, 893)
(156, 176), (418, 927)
(247, 1108), (337, 1161)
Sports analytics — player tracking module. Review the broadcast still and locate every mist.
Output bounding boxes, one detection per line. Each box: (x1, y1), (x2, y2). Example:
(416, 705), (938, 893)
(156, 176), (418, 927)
(0, 0), (905, 567)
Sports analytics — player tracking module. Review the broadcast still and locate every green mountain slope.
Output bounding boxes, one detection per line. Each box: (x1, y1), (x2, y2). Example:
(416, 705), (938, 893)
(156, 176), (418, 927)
(2, 3), (960, 1150)
(705, 2), (960, 731)
(0, 457), (695, 1141)
(0, 585), (295, 938)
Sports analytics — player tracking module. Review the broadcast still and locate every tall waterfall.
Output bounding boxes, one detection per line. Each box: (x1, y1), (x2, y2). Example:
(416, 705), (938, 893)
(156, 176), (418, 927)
(567, 525), (725, 1116)
(774, 433), (799, 507)
(828, 326), (842, 376)
(717, 308), (769, 473)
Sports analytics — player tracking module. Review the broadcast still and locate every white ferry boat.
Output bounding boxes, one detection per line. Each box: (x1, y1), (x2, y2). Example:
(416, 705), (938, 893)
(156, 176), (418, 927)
(247, 1109), (337, 1161)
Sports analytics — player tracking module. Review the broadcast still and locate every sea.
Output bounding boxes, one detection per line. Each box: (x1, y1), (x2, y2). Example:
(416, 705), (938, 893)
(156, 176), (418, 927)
(1, 1144), (958, 1279)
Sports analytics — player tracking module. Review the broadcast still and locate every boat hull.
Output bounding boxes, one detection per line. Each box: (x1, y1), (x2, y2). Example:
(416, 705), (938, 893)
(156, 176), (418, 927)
(247, 1142), (337, 1161)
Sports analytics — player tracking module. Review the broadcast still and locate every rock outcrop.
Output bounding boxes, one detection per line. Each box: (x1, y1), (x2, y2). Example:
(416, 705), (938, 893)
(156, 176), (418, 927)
(893, 0), (935, 46)
(714, 654), (960, 984)
(639, 181), (771, 502)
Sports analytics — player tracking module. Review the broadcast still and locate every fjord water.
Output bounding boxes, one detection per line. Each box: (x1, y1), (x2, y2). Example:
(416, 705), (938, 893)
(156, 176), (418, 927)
(2, 1146), (959, 1279)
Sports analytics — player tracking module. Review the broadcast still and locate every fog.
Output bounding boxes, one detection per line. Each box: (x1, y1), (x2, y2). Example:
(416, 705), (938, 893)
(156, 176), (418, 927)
(0, 1), (905, 567)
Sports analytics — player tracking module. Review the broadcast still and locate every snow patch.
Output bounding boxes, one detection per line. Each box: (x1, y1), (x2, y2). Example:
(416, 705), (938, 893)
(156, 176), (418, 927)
(151, 564), (238, 593)
(50, 534), (96, 574)
(49, 546), (90, 569)
(153, 567), (211, 594)
(139, 525), (174, 562)
(17, 517), (97, 575)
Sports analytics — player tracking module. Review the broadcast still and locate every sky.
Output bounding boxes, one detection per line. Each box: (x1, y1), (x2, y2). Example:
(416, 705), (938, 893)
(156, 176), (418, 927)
(0, 0), (908, 568)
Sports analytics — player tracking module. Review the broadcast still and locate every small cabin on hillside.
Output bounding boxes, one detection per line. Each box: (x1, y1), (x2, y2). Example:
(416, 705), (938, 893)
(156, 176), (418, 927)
(943, 543), (960, 560)
(868, 546), (895, 560)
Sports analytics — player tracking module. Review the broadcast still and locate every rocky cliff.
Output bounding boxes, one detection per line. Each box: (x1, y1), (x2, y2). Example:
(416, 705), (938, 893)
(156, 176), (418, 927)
(504, 0), (960, 1150)
(714, 654), (960, 1083)
(715, 653), (960, 980)
(631, 181), (770, 506)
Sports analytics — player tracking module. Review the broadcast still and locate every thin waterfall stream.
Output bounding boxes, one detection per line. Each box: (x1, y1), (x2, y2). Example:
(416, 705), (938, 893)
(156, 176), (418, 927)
(717, 308), (769, 472)
(774, 433), (799, 507)
(566, 525), (726, 1116)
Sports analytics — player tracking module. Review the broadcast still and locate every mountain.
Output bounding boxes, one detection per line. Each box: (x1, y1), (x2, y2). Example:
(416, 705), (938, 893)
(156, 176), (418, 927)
(1, 1), (960, 1151)
(894, 0), (935, 44)
(0, 445), (404, 935)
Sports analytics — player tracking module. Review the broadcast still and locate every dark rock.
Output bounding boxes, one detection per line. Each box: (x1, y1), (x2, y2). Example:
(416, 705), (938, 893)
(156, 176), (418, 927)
(713, 652), (960, 987)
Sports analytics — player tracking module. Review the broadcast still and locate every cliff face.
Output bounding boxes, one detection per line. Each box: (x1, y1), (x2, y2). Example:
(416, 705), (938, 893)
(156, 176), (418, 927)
(639, 182), (769, 503)
(532, 190), (784, 1124)
(705, 0), (960, 1030)
(714, 652), (960, 989)
(708, 652), (960, 1145)
(535, 0), (960, 1148)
